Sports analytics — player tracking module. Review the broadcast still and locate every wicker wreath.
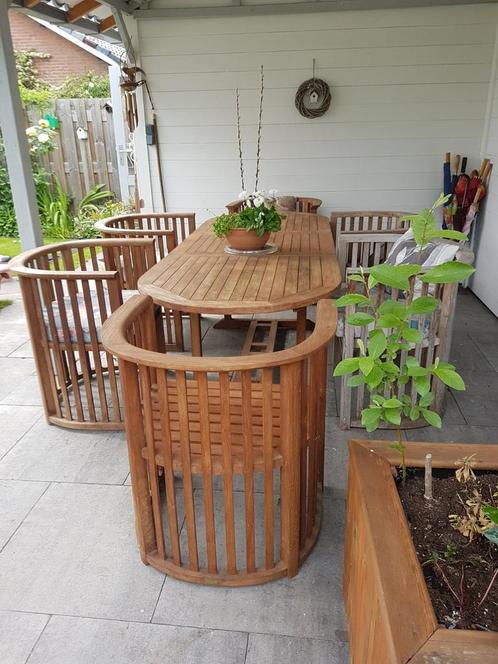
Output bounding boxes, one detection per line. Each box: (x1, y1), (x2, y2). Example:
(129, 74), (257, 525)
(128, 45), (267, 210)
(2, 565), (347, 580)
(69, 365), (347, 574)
(295, 78), (331, 119)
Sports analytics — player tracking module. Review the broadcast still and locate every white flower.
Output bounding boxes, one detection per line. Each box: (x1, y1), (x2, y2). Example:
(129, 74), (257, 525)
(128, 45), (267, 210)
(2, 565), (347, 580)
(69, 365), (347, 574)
(268, 188), (278, 198)
(37, 133), (50, 144)
(254, 195), (264, 207)
(26, 126), (37, 137)
(38, 119), (49, 128)
(238, 191), (248, 200)
(88, 81), (95, 88)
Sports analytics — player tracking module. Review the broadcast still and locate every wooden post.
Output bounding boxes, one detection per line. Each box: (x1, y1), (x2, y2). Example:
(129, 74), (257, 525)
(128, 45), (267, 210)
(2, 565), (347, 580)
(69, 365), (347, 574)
(0, 1), (42, 249)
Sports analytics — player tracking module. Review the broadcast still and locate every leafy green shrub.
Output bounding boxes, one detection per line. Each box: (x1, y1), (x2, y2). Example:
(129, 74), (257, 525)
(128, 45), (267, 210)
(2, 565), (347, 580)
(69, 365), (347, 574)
(333, 194), (475, 482)
(73, 199), (132, 239)
(57, 71), (110, 99)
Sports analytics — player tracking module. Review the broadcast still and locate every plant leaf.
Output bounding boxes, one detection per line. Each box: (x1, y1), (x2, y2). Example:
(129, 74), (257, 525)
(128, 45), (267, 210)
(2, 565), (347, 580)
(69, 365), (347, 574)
(421, 261), (475, 284)
(333, 357), (360, 377)
(432, 229), (468, 242)
(433, 366), (466, 391)
(365, 366), (384, 389)
(347, 374), (366, 387)
(415, 375), (431, 396)
(421, 408), (442, 428)
(483, 505), (498, 525)
(370, 263), (422, 290)
(359, 356), (375, 376)
(408, 296), (439, 315)
(403, 327), (423, 343)
(383, 408), (402, 425)
(335, 294), (370, 308)
(346, 312), (375, 326)
(484, 526), (498, 545)
(378, 300), (407, 319)
(368, 329), (387, 359)
(409, 406), (420, 421)
(377, 314), (403, 329)
(419, 392), (434, 407)
(361, 407), (381, 432)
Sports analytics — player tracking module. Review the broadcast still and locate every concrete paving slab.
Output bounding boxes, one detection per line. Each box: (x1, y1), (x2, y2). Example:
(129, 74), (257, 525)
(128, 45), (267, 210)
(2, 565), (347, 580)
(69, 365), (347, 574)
(153, 498), (346, 640)
(28, 616), (247, 664)
(0, 480), (48, 550)
(0, 610), (49, 664)
(405, 424), (498, 443)
(451, 370), (498, 426)
(246, 633), (348, 664)
(0, 421), (128, 485)
(0, 483), (164, 621)
(0, 358), (36, 403)
(0, 405), (42, 460)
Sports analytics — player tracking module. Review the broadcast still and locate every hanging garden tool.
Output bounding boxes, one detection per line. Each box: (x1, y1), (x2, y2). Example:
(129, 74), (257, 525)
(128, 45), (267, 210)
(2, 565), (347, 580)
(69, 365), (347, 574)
(120, 66), (147, 132)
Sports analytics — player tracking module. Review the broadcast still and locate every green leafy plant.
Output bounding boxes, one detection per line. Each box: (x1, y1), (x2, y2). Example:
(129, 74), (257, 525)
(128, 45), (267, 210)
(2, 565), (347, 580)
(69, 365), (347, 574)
(73, 198), (131, 240)
(57, 71), (110, 99)
(213, 192), (283, 239)
(333, 194), (475, 482)
(483, 505), (498, 545)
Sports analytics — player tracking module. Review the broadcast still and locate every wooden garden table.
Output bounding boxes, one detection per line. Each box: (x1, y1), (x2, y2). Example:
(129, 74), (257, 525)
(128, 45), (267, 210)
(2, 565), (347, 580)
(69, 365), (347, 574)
(138, 212), (340, 355)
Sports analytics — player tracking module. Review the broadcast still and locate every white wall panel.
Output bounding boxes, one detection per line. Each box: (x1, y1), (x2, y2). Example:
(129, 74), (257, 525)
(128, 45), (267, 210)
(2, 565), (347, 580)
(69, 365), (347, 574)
(137, 3), (498, 220)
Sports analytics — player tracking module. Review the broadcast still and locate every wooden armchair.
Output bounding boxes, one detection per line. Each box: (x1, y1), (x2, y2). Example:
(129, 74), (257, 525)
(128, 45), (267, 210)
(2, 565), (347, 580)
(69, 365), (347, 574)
(331, 210), (410, 248)
(337, 230), (404, 288)
(102, 295), (336, 586)
(95, 212), (196, 351)
(95, 212), (196, 259)
(9, 239), (156, 430)
(226, 197), (322, 214)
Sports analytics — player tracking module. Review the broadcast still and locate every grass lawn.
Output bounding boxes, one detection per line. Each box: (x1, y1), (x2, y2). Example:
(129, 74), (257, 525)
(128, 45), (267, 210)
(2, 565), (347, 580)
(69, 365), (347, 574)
(0, 237), (99, 267)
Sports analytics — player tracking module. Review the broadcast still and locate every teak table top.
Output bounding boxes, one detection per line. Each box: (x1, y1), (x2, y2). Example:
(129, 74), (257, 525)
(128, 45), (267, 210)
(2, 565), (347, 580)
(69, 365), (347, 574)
(138, 212), (341, 315)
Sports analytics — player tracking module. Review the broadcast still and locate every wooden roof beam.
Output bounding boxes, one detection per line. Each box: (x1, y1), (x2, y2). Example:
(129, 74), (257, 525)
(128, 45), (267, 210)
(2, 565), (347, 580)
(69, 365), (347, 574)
(99, 15), (116, 32)
(68, 0), (101, 22)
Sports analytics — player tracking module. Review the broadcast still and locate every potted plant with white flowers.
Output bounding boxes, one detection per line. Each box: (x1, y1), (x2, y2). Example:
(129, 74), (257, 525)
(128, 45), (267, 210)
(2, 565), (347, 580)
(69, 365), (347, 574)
(213, 189), (283, 250)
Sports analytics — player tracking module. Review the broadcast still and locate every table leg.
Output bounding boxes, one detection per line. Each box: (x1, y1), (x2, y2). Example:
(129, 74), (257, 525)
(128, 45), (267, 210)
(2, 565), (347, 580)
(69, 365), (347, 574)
(296, 307), (307, 344)
(190, 313), (202, 356)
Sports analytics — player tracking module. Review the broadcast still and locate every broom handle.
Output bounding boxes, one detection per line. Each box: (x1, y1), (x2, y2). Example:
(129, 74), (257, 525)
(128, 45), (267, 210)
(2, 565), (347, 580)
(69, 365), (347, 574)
(482, 161), (493, 184)
(479, 158), (490, 179)
(452, 154), (461, 174)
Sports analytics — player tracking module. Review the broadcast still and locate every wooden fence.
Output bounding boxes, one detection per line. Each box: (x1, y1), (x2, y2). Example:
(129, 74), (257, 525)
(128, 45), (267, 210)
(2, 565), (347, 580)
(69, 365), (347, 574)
(26, 98), (121, 205)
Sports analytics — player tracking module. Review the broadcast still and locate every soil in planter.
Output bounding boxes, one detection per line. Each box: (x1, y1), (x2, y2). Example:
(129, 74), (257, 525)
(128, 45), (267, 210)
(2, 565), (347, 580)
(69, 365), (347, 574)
(398, 470), (498, 632)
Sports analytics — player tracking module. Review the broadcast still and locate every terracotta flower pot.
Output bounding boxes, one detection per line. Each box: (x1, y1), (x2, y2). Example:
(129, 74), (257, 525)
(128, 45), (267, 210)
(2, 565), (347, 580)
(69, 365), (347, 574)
(226, 229), (270, 251)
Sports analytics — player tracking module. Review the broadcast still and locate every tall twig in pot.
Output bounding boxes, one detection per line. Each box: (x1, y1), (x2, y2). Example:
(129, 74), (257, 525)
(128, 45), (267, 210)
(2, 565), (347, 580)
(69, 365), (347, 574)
(235, 88), (245, 192)
(255, 65), (264, 191)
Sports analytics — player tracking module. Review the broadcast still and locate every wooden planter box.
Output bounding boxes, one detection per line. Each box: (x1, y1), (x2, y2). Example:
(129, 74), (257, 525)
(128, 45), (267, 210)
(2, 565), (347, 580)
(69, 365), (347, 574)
(344, 440), (498, 663)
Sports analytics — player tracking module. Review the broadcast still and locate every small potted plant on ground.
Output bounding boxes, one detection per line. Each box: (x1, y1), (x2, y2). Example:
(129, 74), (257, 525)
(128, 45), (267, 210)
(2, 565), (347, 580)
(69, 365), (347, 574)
(212, 190), (283, 250)
(334, 196), (498, 661)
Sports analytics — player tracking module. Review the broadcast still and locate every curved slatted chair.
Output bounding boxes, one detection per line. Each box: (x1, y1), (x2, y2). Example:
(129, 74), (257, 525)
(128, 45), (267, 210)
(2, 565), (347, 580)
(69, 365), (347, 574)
(95, 212), (196, 352)
(102, 295), (336, 586)
(331, 210), (411, 252)
(226, 197), (322, 214)
(9, 239), (156, 430)
(95, 212), (196, 259)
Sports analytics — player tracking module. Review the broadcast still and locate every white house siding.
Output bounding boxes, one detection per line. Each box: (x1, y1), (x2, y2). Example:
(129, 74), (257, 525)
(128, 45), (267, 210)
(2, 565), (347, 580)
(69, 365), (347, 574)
(136, 4), (498, 222)
(472, 29), (498, 317)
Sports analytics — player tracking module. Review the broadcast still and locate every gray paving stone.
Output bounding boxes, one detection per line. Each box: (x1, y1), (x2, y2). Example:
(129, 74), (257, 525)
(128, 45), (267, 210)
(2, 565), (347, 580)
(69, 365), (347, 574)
(451, 370), (498, 426)
(8, 340), (33, 359)
(405, 424), (498, 444)
(0, 480), (48, 549)
(0, 301), (30, 358)
(449, 331), (494, 372)
(153, 498), (346, 640)
(468, 330), (498, 372)
(28, 616), (247, 664)
(0, 358), (36, 403)
(0, 483), (164, 621)
(0, 405), (42, 460)
(0, 374), (43, 407)
(0, 610), (49, 664)
(246, 633), (348, 664)
(0, 420), (129, 484)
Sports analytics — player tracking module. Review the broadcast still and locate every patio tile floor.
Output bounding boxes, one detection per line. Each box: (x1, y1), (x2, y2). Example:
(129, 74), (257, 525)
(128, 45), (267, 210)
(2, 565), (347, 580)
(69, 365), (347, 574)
(0, 280), (497, 663)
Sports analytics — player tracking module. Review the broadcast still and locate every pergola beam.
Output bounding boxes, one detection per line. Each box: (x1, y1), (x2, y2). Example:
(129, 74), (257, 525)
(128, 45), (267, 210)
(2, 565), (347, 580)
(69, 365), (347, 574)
(99, 14), (116, 32)
(0, 0), (42, 250)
